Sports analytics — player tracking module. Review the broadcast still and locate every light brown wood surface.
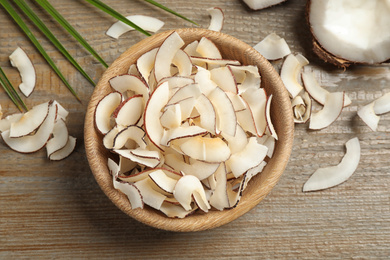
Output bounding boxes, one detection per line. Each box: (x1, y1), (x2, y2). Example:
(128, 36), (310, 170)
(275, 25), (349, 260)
(0, 0), (389, 258)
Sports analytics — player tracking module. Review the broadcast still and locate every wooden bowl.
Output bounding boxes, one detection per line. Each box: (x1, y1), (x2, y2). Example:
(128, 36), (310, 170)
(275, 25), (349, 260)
(84, 28), (294, 232)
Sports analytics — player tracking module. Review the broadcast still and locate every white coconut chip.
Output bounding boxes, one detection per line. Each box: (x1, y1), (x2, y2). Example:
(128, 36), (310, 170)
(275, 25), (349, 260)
(302, 69), (352, 107)
(1, 101), (56, 153)
(9, 47), (36, 97)
(373, 92), (390, 115)
(253, 33), (291, 60)
(96, 33), (277, 218)
(9, 101), (50, 138)
(357, 101), (380, 132)
(309, 92), (344, 130)
(242, 0), (287, 10)
(207, 7), (224, 32)
(49, 136), (76, 161)
(280, 53), (309, 99)
(106, 15), (164, 39)
(303, 137), (360, 192)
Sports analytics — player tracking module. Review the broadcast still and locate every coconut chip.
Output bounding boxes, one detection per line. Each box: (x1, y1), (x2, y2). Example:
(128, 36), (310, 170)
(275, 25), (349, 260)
(96, 32), (277, 218)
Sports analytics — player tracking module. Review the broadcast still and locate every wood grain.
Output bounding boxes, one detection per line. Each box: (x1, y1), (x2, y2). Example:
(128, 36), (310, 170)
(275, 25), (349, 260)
(1, 0), (389, 258)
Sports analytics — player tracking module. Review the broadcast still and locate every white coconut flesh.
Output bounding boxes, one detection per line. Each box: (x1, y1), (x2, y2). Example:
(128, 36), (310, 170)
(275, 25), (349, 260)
(0, 101), (75, 160)
(253, 33), (291, 60)
(309, 0), (390, 64)
(303, 137), (360, 192)
(96, 33), (278, 217)
(242, 0), (287, 10)
(207, 7), (224, 32)
(309, 91), (344, 130)
(106, 15), (164, 39)
(9, 47), (36, 97)
(1, 101), (76, 160)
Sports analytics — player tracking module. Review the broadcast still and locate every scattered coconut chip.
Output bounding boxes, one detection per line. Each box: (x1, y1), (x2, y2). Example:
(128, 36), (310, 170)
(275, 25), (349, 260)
(1, 101), (56, 153)
(9, 101), (50, 138)
(357, 101), (380, 132)
(0, 113), (23, 133)
(46, 119), (69, 157)
(49, 136), (76, 161)
(373, 92), (390, 115)
(242, 0), (287, 10)
(292, 91), (311, 124)
(106, 15), (164, 39)
(9, 47), (36, 97)
(303, 137), (360, 192)
(253, 33), (291, 60)
(0, 101), (75, 160)
(207, 7), (224, 32)
(309, 92), (344, 130)
(280, 53), (308, 98)
(302, 69), (352, 107)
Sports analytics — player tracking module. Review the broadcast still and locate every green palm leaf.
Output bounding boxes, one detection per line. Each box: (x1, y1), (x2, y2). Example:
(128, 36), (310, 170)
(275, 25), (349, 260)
(0, 66), (28, 112)
(13, 0), (95, 86)
(0, 0), (80, 102)
(85, 0), (151, 36)
(143, 0), (198, 26)
(35, 0), (108, 68)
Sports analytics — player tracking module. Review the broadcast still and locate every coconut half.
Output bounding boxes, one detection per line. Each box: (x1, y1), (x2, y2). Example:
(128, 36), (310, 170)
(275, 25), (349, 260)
(307, 0), (390, 67)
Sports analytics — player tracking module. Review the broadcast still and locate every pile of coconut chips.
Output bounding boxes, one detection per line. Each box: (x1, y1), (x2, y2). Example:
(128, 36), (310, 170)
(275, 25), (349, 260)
(98, 31), (277, 218)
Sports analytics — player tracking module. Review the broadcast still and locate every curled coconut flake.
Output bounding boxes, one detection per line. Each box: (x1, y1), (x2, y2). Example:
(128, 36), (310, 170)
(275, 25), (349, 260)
(292, 91), (311, 124)
(357, 101), (380, 132)
(1, 101), (56, 154)
(303, 137), (360, 192)
(253, 33), (291, 60)
(242, 0), (287, 10)
(301, 69), (352, 107)
(49, 136), (76, 161)
(106, 15), (164, 39)
(207, 7), (224, 32)
(280, 53), (309, 99)
(309, 91), (344, 130)
(9, 47), (36, 97)
(373, 92), (390, 115)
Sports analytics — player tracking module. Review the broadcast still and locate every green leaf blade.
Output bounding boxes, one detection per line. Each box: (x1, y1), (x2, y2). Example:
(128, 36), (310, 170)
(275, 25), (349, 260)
(35, 0), (108, 68)
(0, 66), (28, 112)
(13, 0), (95, 86)
(143, 0), (198, 26)
(0, 0), (81, 102)
(84, 0), (151, 37)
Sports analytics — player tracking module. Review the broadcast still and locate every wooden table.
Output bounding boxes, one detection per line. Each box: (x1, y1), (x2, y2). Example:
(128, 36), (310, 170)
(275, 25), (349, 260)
(1, 0), (389, 258)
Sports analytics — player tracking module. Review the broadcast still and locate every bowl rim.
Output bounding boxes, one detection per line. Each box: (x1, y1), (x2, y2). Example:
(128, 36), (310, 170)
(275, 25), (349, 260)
(84, 28), (294, 232)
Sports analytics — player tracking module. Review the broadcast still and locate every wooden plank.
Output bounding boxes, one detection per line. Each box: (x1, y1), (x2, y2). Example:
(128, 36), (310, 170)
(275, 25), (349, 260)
(0, 0), (389, 258)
